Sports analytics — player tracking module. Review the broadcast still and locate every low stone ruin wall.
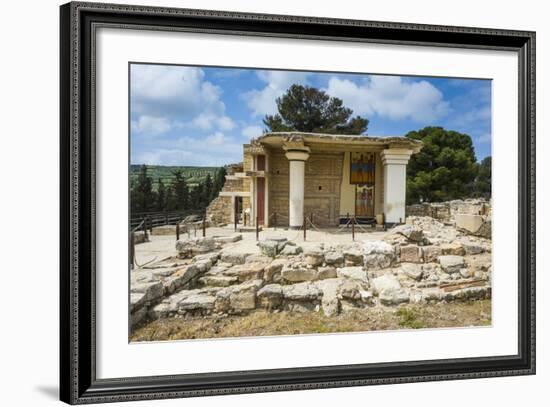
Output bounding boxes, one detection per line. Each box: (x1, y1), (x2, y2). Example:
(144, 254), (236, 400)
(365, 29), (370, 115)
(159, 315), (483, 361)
(130, 216), (492, 326)
(406, 199), (491, 239)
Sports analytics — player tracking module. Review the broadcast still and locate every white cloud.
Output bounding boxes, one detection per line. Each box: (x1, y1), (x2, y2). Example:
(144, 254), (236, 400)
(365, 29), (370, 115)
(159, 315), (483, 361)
(217, 116), (236, 131)
(131, 115), (172, 136)
(205, 131), (227, 145)
(326, 76), (450, 122)
(242, 71), (309, 116)
(451, 104), (491, 126)
(191, 113), (235, 131)
(132, 131), (243, 166)
(242, 125), (263, 140)
(132, 149), (194, 166)
(131, 64), (232, 131)
(476, 133), (492, 144)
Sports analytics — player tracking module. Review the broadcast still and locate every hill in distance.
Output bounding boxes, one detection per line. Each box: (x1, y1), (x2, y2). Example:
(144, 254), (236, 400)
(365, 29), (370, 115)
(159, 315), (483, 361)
(130, 164), (222, 190)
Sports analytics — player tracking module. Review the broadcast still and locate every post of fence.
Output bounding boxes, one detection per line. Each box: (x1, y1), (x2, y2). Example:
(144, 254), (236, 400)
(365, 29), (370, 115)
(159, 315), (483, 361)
(234, 211), (238, 232)
(303, 215), (307, 241)
(202, 213), (206, 237)
(310, 212), (313, 226)
(142, 217), (148, 240)
(130, 232), (135, 269)
(346, 212), (350, 228)
(352, 217), (355, 241)
(176, 223), (180, 241)
(165, 213), (168, 225)
(255, 216), (259, 241)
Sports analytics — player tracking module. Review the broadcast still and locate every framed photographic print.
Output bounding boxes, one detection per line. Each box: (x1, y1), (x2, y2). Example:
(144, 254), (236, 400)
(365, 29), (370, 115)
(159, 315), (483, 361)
(60, 1), (535, 404)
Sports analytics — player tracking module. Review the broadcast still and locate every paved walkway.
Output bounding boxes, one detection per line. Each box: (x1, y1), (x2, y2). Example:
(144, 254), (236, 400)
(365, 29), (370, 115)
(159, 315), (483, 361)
(134, 224), (388, 266)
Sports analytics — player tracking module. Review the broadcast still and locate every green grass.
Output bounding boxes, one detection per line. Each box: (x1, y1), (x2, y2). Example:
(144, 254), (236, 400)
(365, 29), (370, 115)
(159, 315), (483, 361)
(131, 300), (492, 341)
(396, 308), (426, 329)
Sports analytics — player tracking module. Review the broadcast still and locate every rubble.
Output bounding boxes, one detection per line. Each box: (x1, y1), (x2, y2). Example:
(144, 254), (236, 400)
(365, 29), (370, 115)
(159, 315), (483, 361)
(130, 213), (492, 326)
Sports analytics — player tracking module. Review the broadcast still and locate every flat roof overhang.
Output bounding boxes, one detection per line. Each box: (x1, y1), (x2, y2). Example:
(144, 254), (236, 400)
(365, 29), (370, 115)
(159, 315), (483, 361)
(255, 132), (422, 154)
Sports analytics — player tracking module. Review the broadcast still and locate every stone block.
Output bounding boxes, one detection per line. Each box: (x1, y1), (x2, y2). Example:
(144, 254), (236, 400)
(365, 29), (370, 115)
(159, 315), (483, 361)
(440, 243), (465, 256)
(130, 281), (164, 303)
(392, 224), (424, 242)
(220, 251), (252, 265)
(422, 245), (443, 263)
(304, 250), (324, 267)
(281, 245), (303, 256)
(438, 255), (465, 274)
(455, 213), (484, 234)
(371, 273), (402, 295)
(178, 294), (216, 310)
(264, 258), (287, 282)
(224, 262), (265, 282)
(282, 282), (322, 301)
(281, 267), (318, 283)
(362, 240), (395, 269)
(324, 251), (344, 266)
(400, 245), (423, 263)
(257, 284), (283, 309)
(379, 288), (410, 305)
(336, 266), (369, 284)
(401, 263), (423, 281)
(317, 266), (337, 280)
(343, 249), (363, 266)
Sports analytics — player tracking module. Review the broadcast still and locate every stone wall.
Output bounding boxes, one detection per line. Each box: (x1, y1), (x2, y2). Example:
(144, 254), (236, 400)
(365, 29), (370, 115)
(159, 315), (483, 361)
(406, 202), (452, 222)
(268, 151), (344, 227)
(406, 199), (492, 238)
(206, 163), (244, 225)
(304, 152), (344, 226)
(206, 195), (232, 225)
(406, 199), (491, 222)
(268, 152), (290, 226)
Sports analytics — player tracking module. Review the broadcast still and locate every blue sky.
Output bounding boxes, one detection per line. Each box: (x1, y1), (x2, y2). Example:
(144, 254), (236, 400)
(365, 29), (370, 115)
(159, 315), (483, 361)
(130, 64), (491, 166)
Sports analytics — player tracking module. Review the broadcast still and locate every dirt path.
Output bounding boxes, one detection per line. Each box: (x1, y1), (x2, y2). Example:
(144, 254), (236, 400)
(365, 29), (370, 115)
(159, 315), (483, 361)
(131, 299), (491, 342)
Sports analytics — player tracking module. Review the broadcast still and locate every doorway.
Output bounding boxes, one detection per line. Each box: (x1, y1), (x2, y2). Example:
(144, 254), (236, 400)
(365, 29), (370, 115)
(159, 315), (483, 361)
(234, 196), (243, 224)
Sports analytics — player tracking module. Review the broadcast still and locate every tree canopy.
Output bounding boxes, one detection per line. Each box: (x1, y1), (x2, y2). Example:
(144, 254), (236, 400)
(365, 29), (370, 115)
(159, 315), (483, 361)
(263, 84), (369, 134)
(130, 165), (227, 216)
(406, 127), (481, 204)
(472, 156), (491, 199)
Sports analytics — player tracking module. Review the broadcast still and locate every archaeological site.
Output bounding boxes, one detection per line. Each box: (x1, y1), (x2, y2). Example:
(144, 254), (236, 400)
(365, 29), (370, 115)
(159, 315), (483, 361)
(129, 132), (492, 340)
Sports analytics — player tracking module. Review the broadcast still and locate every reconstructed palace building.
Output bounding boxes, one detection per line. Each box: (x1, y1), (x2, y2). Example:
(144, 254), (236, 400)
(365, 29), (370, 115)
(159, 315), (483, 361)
(207, 132), (422, 228)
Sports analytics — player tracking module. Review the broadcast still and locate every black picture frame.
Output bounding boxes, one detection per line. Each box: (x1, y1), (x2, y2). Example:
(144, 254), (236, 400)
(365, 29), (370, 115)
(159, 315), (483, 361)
(60, 2), (536, 404)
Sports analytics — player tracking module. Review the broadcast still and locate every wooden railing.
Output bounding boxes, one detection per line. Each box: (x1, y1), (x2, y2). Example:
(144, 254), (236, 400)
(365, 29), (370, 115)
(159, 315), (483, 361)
(130, 210), (202, 230)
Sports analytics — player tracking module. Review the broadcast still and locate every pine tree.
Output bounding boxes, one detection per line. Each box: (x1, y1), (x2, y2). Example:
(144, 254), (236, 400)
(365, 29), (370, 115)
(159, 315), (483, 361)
(190, 182), (205, 211)
(131, 165), (156, 213)
(213, 167), (227, 196)
(156, 178), (166, 212)
(165, 185), (177, 211)
(472, 156), (491, 198)
(406, 127), (479, 204)
(172, 169), (189, 210)
(263, 84), (369, 134)
(204, 173), (214, 203)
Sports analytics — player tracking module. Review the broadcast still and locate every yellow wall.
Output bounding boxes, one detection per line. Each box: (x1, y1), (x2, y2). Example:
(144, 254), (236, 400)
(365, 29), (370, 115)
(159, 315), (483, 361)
(339, 151), (382, 217)
(339, 152), (355, 216)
